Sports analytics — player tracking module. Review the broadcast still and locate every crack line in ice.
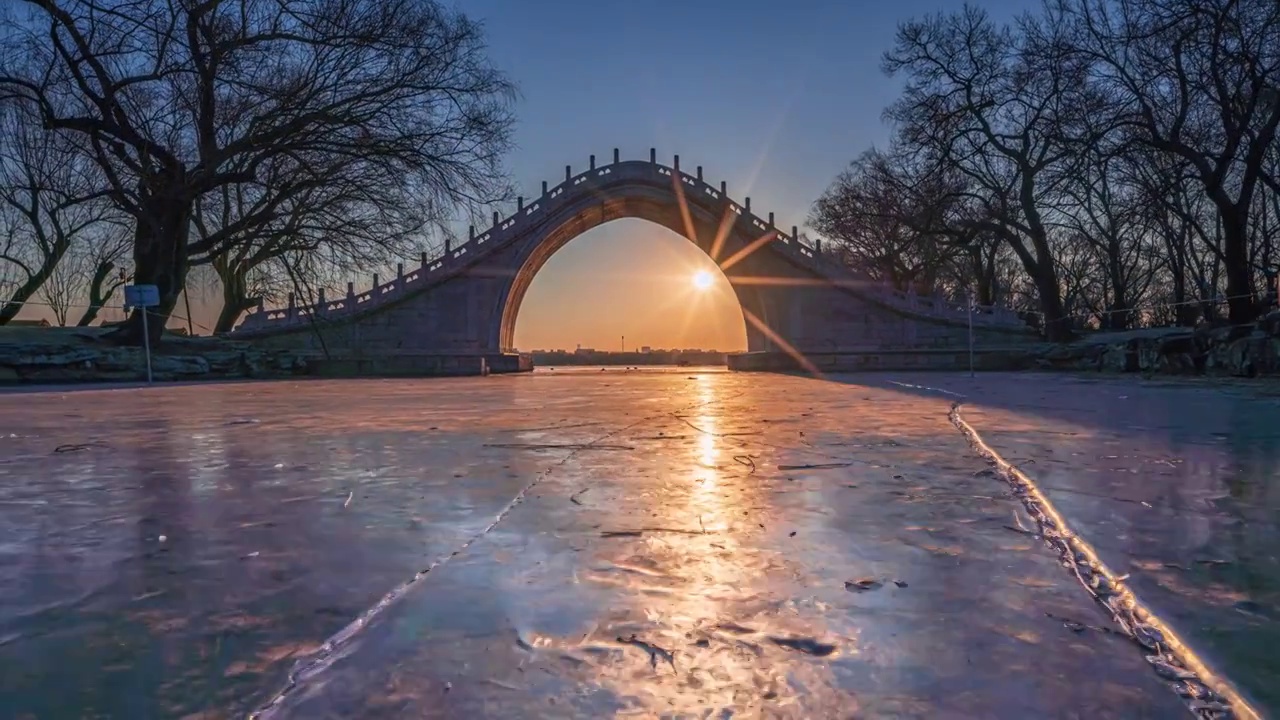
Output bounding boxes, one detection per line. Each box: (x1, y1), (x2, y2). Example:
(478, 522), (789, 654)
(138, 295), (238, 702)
(886, 379), (967, 398)
(950, 402), (1258, 720)
(247, 391), (741, 719)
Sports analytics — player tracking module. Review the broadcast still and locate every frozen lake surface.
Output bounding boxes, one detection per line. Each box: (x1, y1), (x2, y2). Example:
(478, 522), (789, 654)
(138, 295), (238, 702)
(0, 368), (1275, 718)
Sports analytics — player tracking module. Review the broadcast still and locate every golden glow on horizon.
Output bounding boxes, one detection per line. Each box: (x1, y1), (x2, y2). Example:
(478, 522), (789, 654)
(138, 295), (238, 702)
(511, 176), (826, 380)
(512, 220), (748, 352)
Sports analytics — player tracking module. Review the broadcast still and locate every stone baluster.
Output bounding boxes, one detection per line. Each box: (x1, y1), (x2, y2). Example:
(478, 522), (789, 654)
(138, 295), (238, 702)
(613, 148), (620, 164)
(517, 196), (524, 211)
(649, 148), (656, 164)
(696, 165), (703, 181)
(589, 154), (596, 170)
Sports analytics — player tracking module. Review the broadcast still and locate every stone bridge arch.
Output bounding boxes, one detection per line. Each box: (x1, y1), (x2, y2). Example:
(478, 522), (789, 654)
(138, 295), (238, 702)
(232, 150), (1035, 372)
(494, 179), (777, 354)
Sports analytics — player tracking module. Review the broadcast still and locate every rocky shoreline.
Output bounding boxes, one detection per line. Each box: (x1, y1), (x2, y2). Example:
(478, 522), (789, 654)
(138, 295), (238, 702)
(1031, 314), (1280, 378)
(2, 316), (1279, 384)
(0, 328), (311, 384)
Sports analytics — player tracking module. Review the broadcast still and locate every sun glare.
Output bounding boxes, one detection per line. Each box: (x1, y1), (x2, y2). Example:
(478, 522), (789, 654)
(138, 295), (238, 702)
(692, 269), (714, 291)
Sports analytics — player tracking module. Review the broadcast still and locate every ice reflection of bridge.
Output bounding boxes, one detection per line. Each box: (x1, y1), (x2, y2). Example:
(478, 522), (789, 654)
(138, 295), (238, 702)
(231, 150), (1035, 373)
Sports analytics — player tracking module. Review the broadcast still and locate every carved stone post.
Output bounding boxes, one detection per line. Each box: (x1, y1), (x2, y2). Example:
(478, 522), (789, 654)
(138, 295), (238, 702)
(542, 180), (548, 195)
(517, 196), (524, 211)
(446, 236), (453, 253)
(589, 154), (596, 170)
(650, 148), (656, 163)
(792, 225), (798, 240)
(287, 293), (295, 318)
(492, 210), (499, 227)
(421, 251), (428, 267)
(347, 282), (356, 307)
(745, 197), (751, 212)
(768, 212), (775, 227)
(256, 296), (265, 313)
(317, 288), (326, 312)
(613, 148), (620, 164)
(696, 165), (703, 180)
(565, 165), (571, 181)
(372, 274), (379, 289)
(721, 180), (727, 195)
(396, 263), (404, 281)
(673, 154), (680, 171)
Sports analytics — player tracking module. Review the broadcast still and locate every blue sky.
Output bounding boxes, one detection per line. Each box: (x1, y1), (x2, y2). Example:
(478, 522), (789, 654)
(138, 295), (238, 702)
(463, 0), (1030, 237)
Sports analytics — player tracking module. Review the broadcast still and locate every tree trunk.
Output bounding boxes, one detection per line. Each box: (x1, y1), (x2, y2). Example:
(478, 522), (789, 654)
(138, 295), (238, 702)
(1106, 242), (1131, 330)
(1035, 274), (1072, 341)
(1220, 211), (1256, 326)
(1007, 229), (1072, 342)
(108, 194), (192, 345)
(76, 260), (119, 327)
(211, 255), (258, 333)
(1169, 235), (1196, 326)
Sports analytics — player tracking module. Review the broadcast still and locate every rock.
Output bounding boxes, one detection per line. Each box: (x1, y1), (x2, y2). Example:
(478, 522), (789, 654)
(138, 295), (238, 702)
(1034, 321), (1280, 378)
(1, 333), (313, 384)
(0, 346), (99, 367)
(150, 355), (210, 376)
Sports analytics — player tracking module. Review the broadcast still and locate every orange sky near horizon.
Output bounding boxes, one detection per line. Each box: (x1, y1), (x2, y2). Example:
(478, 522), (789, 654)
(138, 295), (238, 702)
(512, 219), (748, 352)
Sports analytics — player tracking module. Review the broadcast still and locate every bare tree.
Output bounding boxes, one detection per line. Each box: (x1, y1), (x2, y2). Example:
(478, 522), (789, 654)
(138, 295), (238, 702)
(0, 104), (111, 324)
(191, 148), (458, 332)
(37, 247), (83, 325)
(1059, 0), (1280, 326)
(881, 6), (1108, 341)
(0, 0), (515, 344)
(75, 224), (130, 326)
(810, 149), (967, 293)
(1055, 140), (1160, 329)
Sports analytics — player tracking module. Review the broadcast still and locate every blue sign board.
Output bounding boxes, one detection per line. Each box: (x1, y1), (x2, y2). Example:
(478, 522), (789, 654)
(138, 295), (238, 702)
(124, 284), (160, 308)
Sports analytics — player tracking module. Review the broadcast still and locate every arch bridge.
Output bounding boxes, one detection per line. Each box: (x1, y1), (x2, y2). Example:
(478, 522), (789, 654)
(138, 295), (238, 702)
(231, 149), (1034, 373)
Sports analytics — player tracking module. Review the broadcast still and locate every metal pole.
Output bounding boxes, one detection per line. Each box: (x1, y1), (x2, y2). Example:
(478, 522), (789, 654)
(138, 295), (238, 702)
(967, 291), (975, 378)
(141, 307), (153, 384)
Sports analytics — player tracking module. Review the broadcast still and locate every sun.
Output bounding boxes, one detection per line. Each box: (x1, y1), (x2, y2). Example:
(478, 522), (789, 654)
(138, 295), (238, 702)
(692, 269), (714, 291)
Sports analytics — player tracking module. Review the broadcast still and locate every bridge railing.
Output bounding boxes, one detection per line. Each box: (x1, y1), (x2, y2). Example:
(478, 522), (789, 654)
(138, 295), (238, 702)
(234, 151), (1028, 333)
